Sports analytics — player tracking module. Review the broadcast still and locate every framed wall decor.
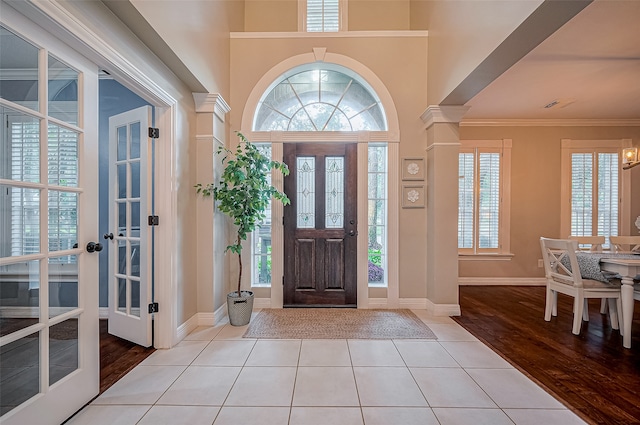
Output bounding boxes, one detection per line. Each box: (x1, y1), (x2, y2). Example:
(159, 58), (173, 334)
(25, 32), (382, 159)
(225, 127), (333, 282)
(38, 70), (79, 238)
(402, 157), (425, 181)
(402, 184), (425, 208)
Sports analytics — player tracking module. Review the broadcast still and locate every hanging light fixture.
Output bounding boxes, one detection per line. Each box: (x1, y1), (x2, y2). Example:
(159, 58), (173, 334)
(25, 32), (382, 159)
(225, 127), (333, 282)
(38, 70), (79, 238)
(622, 147), (639, 170)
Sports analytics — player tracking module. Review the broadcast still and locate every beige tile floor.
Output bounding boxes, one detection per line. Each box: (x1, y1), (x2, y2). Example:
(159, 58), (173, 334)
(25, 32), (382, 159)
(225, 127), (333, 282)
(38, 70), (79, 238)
(68, 311), (587, 425)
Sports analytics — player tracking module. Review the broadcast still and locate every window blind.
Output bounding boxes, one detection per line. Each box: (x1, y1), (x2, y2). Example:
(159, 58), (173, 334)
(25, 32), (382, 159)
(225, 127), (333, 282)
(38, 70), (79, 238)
(458, 150), (501, 252)
(571, 153), (593, 236)
(570, 151), (619, 242)
(10, 117), (40, 256)
(458, 153), (474, 249)
(597, 153), (618, 239)
(307, 0), (339, 32)
(478, 153), (500, 249)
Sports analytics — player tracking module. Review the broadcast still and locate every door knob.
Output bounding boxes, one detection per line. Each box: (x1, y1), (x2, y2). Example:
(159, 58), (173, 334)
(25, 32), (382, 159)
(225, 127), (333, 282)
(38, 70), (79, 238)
(86, 242), (103, 253)
(348, 230), (357, 236)
(103, 232), (114, 240)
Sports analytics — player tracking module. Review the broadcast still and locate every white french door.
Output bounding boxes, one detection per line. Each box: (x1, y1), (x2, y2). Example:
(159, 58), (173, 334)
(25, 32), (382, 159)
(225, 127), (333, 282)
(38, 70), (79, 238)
(0, 13), (99, 425)
(107, 106), (153, 347)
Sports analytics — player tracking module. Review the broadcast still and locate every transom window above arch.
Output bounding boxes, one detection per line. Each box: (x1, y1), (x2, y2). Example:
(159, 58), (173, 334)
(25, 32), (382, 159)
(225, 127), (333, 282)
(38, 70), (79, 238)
(253, 66), (387, 132)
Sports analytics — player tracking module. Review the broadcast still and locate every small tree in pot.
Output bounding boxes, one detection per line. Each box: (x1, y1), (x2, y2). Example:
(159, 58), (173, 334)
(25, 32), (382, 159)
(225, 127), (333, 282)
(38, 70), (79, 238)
(196, 132), (289, 325)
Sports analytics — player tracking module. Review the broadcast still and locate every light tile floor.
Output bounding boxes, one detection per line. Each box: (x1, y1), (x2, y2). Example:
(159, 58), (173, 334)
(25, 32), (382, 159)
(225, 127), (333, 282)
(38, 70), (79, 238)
(68, 311), (587, 425)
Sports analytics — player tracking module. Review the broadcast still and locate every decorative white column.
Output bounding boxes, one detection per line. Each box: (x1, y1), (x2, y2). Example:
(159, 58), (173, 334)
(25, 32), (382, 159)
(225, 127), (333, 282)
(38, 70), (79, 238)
(193, 93), (231, 322)
(421, 105), (469, 315)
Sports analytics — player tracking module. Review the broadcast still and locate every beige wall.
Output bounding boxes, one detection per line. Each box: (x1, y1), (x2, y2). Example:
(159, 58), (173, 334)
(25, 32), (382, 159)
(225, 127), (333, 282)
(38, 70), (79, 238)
(245, 0), (297, 32)
(230, 34), (429, 299)
(348, 0), (410, 30)
(243, 0), (413, 32)
(458, 125), (640, 280)
(131, 0), (244, 97)
(423, 0), (541, 105)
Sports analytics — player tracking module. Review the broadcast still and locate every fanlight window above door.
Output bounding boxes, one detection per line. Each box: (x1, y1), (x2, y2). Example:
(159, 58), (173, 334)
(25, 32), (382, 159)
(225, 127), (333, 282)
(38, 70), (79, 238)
(253, 68), (387, 132)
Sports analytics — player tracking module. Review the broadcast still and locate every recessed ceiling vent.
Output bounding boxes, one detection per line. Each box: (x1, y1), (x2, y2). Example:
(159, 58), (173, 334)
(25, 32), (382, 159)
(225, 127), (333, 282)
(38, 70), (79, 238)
(543, 98), (576, 109)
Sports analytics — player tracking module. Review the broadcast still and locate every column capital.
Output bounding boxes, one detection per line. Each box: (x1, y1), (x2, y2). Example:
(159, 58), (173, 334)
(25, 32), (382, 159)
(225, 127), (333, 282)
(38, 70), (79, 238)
(193, 93), (231, 119)
(420, 105), (470, 128)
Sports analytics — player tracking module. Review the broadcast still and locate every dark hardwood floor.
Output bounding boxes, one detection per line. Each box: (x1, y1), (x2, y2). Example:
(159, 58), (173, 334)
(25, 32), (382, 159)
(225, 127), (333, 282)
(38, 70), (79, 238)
(99, 319), (155, 393)
(453, 286), (640, 425)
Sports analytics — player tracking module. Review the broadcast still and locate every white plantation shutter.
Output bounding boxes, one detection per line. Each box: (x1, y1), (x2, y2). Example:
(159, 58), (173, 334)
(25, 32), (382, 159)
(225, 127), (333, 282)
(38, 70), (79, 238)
(307, 0), (340, 32)
(571, 153), (593, 236)
(458, 152), (474, 249)
(570, 151), (619, 243)
(458, 143), (509, 254)
(478, 153), (500, 249)
(597, 153), (618, 239)
(9, 116), (41, 256)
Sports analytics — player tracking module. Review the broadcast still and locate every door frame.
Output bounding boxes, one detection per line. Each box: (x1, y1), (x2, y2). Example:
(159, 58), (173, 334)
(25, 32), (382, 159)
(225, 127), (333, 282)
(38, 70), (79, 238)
(239, 132), (400, 310)
(9, 0), (179, 348)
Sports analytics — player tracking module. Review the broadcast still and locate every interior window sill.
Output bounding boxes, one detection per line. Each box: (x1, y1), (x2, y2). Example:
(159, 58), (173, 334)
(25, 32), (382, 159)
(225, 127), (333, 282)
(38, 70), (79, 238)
(458, 253), (515, 261)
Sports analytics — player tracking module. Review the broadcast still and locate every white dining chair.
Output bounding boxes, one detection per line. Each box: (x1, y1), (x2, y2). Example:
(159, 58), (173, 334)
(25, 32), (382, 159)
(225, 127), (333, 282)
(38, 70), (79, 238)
(568, 235), (606, 252)
(540, 237), (622, 335)
(609, 235), (640, 253)
(568, 235), (613, 314)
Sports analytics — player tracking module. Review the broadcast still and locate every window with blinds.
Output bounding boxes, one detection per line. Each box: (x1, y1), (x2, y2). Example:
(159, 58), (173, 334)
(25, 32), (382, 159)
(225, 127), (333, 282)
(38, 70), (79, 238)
(2, 113), (79, 260)
(307, 0), (340, 32)
(8, 115), (41, 257)
(458, 140), (511, 255)
(570, 151), (619, 243)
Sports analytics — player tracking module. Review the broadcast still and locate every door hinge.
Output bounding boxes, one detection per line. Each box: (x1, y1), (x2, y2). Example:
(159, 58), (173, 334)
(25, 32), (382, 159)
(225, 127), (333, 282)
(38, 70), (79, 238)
(282, 276), (285, 286)
(148, 215), (159, 226)
(149, 127), (160, 138)
(148, 302), (159, 314)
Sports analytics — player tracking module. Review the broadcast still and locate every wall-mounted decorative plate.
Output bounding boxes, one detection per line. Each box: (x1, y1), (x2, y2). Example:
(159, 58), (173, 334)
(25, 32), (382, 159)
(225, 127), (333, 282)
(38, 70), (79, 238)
(402, 158), (425, 181)
(402, 184), (425, 208)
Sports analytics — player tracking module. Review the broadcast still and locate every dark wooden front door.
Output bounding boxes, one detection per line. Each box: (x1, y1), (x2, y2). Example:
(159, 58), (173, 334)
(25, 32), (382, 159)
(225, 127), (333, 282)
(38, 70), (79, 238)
(283, 143), (357, 307)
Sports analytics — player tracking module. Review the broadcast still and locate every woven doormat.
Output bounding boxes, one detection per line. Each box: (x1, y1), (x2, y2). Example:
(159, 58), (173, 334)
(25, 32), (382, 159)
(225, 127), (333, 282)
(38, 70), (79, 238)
(243, 308), (437, 339)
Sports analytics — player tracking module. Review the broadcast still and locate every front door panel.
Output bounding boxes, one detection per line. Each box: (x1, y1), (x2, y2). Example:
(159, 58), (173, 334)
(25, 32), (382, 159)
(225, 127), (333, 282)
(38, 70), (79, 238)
(283, 143), (357, 306)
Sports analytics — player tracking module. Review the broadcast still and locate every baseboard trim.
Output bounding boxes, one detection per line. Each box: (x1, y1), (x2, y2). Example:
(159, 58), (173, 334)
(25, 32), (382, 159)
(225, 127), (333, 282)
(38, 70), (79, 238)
(398, 298), (428, 310)
(367, 298), (388, 309)
(426, 299), (461, 316)
(99, 307), (108, 319)
(459, 277), (546, 286)
(253, 298), (271, 309)
(213, 303), (227, 324)
(176, 313), (200, 342)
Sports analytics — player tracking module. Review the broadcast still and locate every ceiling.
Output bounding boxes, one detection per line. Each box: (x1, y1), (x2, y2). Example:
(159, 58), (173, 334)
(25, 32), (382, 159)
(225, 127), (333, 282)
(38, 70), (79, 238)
(463, 0), (640, 122)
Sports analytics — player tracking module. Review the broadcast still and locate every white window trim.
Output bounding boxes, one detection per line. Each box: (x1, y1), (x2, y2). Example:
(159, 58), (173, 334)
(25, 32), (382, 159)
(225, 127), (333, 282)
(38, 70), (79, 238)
(298, 0), (348, 32)
(458, 139), (512, 256)
(560, 138), (632, 239)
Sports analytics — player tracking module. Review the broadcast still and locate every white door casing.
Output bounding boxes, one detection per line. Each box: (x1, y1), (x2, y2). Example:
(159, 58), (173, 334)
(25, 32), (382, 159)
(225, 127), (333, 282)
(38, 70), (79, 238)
(107, 106), (153, 347)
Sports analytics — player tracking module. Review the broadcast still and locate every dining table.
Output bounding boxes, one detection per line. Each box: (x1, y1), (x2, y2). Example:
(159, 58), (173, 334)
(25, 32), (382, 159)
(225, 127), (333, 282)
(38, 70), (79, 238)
(599, 257), (640, 349)
(573, 251), (640, 348)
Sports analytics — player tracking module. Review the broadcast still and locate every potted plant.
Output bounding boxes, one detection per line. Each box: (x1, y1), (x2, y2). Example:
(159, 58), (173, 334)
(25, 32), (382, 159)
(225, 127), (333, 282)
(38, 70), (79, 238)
(196, 132), (289, 325)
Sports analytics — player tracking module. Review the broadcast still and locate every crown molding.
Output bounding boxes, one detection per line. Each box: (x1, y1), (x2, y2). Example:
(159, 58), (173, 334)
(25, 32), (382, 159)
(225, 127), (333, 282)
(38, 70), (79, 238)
(460, 118), (640, 127)
(193, 93), (231, 119)
(421, 105), (471, 127)
(230, 30), (428, 39)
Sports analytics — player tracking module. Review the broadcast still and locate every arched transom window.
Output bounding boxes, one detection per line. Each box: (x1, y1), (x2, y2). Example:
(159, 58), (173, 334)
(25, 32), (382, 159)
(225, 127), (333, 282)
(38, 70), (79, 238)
(253, 66), (387, 132)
